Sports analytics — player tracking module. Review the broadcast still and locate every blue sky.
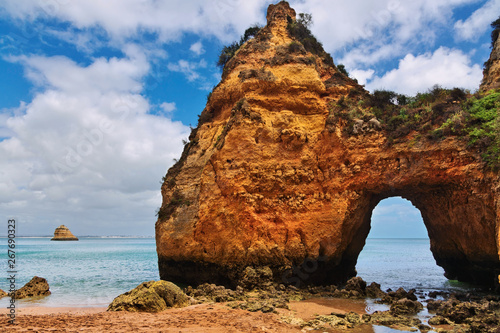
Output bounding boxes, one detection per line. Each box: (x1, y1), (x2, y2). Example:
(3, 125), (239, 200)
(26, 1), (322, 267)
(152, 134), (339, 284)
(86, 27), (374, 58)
(0, 0), (498, 236)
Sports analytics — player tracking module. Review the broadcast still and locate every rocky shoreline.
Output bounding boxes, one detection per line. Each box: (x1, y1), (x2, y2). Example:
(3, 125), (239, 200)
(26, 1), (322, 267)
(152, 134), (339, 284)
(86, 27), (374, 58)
(182, 275), (500, 332)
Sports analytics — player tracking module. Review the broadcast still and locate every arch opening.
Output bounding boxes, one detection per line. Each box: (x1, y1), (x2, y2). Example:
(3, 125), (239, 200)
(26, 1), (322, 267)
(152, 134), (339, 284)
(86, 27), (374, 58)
(335, 188), (500, 289)
(355, 197), (449, 291)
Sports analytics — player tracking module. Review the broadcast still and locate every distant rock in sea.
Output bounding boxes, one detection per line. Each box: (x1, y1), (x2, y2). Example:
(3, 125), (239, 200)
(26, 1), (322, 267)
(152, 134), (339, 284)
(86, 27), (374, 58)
(14, 276), (51, 299)
(51, 225), (78, 241)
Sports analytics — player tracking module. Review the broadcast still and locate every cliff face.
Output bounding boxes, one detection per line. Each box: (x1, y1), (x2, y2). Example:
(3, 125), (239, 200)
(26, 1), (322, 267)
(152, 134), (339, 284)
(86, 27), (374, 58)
(51, 225), (78, 241)
(481, 35), (500, 92)
(156, 1), (500, 288)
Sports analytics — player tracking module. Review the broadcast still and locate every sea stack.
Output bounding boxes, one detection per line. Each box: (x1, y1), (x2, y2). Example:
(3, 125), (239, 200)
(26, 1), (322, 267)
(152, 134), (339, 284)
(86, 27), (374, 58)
(51, 225), (78, 241)
(156, 1), (500, 288)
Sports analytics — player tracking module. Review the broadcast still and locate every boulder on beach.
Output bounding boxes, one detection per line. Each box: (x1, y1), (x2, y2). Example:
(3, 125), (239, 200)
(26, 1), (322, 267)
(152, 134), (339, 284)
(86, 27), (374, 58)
(107, 280), (189, 312)
(51, 225), (78, 241)
(14, 276), (51, 299)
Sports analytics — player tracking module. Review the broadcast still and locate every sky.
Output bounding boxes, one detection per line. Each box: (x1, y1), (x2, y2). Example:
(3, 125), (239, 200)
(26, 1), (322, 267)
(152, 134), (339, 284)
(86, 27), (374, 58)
(0, 0), (498, 237)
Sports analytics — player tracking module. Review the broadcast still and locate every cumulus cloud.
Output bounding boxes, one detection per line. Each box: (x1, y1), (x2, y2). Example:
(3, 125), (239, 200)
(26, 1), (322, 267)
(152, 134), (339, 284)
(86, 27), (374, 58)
(160, 102), (176, 113)
(454, 0), (500, 41)
(293, 0), (479, 56)
(0, 0), (270, 45)
(189, 41), (205, 56)
(349, 69), (375, 86)
(168, 59), (207, 82)
(0, 50), (189, 236)
(365, 47), (483, 95)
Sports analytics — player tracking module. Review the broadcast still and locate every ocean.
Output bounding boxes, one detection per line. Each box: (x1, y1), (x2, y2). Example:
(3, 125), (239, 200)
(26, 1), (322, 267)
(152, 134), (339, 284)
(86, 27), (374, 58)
(0, 237), (474, 308)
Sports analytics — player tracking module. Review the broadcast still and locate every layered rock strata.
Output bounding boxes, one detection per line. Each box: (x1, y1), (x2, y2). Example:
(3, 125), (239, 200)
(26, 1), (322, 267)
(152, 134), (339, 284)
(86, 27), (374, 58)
(156, 1), (500, 288)
(51, 225), (78, 241)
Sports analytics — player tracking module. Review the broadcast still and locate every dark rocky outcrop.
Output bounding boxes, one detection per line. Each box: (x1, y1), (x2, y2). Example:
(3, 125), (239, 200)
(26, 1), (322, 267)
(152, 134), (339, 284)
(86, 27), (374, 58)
(51, 225), (78, 241)
(13, 276), (51, 299)
(107, 281), (189, 312)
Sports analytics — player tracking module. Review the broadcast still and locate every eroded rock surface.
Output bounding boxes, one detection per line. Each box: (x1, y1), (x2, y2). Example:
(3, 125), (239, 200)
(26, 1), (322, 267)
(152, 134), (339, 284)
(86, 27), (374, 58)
(156, 1), (500, 288)
(14, 276), (51, 299)
(108, 281), (189, 312)
(481, 32), (500, 92)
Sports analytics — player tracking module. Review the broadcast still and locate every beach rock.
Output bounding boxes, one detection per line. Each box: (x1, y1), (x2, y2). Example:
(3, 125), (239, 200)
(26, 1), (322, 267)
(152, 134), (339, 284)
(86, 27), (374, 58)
(390, 298), (424, 315)
(428, 315), (451, 325)
(50, 225), (78, 241)
(304, 314), (352, 330)
(344, 277), (366, 295)
(370, 311), (421, 330)
(107, 281), (189, 312)
(156, 0), (500, 289)
(185, 283), (244, 302)
(14, 276), (51, 299)
(365, 282), (385, 298)
(427, 297), (500, 331)
(379, 287), (417, 304)
(238, 266), (273, 290)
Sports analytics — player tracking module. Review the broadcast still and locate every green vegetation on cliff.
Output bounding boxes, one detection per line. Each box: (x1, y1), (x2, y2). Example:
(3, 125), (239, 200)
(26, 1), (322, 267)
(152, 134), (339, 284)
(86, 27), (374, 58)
(217, 25), (262, 70)
(329, 87), (500, 169)
(286, 13), (334, 66)
(491, 15), (500, 47)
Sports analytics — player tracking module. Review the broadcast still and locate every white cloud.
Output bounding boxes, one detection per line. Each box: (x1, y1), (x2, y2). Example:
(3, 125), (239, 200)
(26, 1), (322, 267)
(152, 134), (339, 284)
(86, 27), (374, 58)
(455, 0), (500, 41)
(12, 44), (148, 94)
(366, 47), (483, 95)
(0, 0), (271, 44)
(190, 41), (205, 56)
(0, 52), (189, 236)
(160, 102), (176, 113)
(293, 0), (478, 54)
(350, 69), (375, 86)
(168, 59), (207, 82)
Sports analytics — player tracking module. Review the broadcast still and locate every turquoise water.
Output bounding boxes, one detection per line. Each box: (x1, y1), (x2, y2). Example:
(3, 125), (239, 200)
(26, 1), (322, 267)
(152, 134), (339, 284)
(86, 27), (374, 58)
(356, 238), (472, 292)
(0, 237), (159, 307)
(0, 237), (472, 308)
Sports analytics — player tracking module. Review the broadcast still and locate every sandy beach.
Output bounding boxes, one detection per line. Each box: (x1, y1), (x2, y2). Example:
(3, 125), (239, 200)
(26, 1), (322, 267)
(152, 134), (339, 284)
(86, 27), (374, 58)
(0, 298), (379, 332)
(0, 303), (304, 333)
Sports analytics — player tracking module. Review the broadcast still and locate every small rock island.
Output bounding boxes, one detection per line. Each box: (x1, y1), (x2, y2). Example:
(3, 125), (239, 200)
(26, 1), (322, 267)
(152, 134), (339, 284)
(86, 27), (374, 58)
(51, 225), (79, 241)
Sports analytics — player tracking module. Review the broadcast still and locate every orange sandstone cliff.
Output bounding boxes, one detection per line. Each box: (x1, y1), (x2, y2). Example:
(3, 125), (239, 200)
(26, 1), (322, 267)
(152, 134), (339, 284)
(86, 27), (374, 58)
(481, 30), (500, 92)
(156, 1), (500, 288)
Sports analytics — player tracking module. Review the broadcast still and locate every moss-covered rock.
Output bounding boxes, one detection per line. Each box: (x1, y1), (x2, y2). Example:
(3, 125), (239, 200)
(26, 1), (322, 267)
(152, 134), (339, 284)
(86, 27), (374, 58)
(107, 280), (189, 312)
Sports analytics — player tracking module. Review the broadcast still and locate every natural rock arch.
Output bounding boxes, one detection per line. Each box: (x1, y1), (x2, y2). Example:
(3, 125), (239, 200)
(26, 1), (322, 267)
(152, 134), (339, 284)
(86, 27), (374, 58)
(156, 1), (500, 288)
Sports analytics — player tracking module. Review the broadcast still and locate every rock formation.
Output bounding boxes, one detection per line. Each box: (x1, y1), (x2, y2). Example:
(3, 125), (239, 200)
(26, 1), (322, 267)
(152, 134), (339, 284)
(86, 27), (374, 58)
(481, 29), (500, 91)
(107, 281), (189, 312)
(51, 225), (78, 241)
(156, 1), (500, 288)
(14, 276), (51, 299)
